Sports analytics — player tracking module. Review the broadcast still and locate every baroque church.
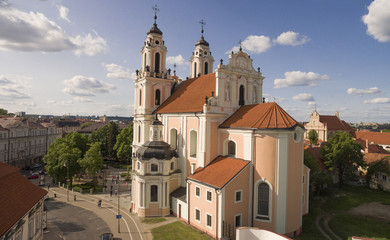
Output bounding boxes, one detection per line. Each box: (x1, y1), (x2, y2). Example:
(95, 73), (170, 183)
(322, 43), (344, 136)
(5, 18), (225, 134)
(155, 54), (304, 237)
(131, 10), (309, 239)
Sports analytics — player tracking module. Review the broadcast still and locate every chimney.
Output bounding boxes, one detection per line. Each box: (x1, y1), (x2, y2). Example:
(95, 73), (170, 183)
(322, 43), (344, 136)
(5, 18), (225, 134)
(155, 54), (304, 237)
(191, 164), (196, 175)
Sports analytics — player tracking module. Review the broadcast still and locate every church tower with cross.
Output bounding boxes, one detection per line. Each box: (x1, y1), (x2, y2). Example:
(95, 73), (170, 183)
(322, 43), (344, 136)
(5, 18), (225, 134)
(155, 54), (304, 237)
(131, 6), (309, 239)
(190, 19), (215, 78)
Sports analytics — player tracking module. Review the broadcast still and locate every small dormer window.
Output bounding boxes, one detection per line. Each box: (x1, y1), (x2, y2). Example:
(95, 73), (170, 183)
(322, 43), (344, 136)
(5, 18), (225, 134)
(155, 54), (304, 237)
(151, 163), (158, 172)
(155, 40), (159, 45)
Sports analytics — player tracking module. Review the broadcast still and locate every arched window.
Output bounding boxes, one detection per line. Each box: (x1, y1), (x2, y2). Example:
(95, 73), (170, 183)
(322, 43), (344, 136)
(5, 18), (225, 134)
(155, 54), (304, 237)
(190, 130), (197, 158)
(138, 125), (141, 143)
(151, 185), (158, 202)
(155, 89), (161, 105)
(204, 62), (208, 74)
(139, 89), (142, 106)
(228, 141), (236, 156)
(170, 162), (174, 170)
(155, 52), (160, 73)
(170, 128), (178, 149)
(194, 62), (197, 77)
(151, 163), (158, 172)
(239, 85), (245, 106)
(257, 182), (270, 220)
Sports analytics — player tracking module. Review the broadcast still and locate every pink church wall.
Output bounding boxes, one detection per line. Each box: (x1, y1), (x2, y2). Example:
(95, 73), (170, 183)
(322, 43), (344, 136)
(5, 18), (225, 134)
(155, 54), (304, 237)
(218, 132), (244, 159)
(224, 165), (250, 229)
(253, 135), (277, 231)
(286, 136), (303, 235)
(188, 182), (218, 238)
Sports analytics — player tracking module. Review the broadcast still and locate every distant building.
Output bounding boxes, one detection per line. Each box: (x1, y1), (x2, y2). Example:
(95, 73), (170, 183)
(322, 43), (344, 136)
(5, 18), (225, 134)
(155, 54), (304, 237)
(15, 112), (26, 117)
(304, 110), (355, 142)
(355, 131), (390, 152)
(0, 162), (47, 240)
(0, 117), (62, 167)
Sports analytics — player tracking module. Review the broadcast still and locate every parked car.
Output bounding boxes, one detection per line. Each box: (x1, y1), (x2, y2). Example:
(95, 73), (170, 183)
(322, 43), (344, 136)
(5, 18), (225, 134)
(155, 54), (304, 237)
(32, 163), (41, 169)
(28, 173), (39, 179)
(100, 233), (113, 240)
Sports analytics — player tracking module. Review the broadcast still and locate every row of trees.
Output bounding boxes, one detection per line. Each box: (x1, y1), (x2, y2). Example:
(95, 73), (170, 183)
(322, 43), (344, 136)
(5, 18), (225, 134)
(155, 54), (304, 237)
(44, 123), (133, 188)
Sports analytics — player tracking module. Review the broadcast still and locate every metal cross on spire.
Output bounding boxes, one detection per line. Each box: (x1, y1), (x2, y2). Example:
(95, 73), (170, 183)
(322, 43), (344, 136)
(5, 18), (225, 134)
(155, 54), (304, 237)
(199, 19), (206, 36)
(238, 39), (243, 51)
(152, 5), (159, 23)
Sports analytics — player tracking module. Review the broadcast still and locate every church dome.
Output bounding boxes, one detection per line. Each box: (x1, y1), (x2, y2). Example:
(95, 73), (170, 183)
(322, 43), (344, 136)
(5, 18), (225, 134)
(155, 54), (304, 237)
(136, 141), (177, 160)
(195, 36), (209, 47)
(147, 23), (163, 35)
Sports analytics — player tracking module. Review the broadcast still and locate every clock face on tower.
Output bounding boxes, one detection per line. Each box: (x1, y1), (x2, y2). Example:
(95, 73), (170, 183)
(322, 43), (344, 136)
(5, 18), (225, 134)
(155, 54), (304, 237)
(237, 56), (246, 69)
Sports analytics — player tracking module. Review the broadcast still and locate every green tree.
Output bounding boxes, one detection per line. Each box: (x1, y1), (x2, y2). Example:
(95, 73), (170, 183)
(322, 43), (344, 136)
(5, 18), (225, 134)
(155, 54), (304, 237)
(44, 132), (88, 186)
(0, 108), (8, 115)
(321, 131), (365, 187)
(308, 129), (318, 146)
(78, 142), (103, 189)
(304, 150), (332, 194)
(114, 124), (133, 163)
(89, 122), (120, 160)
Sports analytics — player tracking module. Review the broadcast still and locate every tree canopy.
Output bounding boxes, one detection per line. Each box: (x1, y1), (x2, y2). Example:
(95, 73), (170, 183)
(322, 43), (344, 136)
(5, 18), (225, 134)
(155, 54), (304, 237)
(43, 132), (88, 185)
(321, 131), (365, 187)
(78, 142), (103, 188)
(89, 122), (120, 160)
(308, 129), (319, 146)
(114, 124), (133, 162)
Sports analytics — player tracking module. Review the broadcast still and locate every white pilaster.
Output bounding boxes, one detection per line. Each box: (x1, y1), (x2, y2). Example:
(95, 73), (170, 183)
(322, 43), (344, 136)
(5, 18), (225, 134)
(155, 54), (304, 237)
(275, 134), (288, 234)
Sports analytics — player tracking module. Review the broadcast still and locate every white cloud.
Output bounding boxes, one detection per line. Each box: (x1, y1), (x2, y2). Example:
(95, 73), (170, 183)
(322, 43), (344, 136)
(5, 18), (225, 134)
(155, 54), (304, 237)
(227, 35), (272, 54)
(58, 5), (70, 22)
(364, 98), (390, 104)
(362, 0), (390, 42)
(166, 54), (189, 66)
(274, 31), (309, 46)
(73, 96), (93, 103)
(63, 75), (116, 97)
(0, 5), (107, 55)
(293, 93), (314, 102)
(274, 71), (329, 88)
(347, 87), (381, 96)
(104, 63), (132, 79)
(308, 101), (316, 106)
(0, 74), (31, 100)
(19, 101), (36, 107)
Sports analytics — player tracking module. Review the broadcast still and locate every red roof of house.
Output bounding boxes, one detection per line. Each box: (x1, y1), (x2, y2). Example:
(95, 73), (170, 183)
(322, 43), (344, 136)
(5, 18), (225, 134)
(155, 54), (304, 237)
(363, 153), (390, 164)
(0, 162), (47, 236)
(155, 73), (216, 113)
(220, 102), (302, 129)
(187, 156), (249, 189)
(356, 131), (390, 145)
(318, 115), (353, 131)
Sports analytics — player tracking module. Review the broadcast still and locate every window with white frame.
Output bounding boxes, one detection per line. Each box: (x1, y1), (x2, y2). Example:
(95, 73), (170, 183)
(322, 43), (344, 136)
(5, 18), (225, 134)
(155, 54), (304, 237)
(28, 217), (34, 238)
(151, 163), (158, 172)
(206, 214), (212, 227)
(137, 162), (140, 170)
(206, 190), (212, 202)
(195, 186), (200, 197)
(35, 212), (41, 232)
(170, 128), (178, 149)
(15, 228), (23, 240)
(195, 209), (200, 221)
(150, 185), (158, 202)
(227, 140), (236, 156)
(235, 190), (242, 203)
(170, 162), (174, 170)
(234, 214), (242, 228)
(256, 182), (271, 221)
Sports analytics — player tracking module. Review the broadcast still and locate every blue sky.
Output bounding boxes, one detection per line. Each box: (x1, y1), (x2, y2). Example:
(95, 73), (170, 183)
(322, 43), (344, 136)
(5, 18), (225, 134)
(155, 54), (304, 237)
(0, 0), (389, 123)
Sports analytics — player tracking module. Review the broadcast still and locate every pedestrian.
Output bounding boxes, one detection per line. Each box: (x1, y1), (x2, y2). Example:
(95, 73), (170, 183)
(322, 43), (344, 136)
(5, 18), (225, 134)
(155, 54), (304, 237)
(98, 200), (102, 208)
(115, 190), (117, 196)
(110, 185), (113, 190)
(47, 184), (50, 191)
(74, 194), (76, 201)
(110, 190), (113, 197)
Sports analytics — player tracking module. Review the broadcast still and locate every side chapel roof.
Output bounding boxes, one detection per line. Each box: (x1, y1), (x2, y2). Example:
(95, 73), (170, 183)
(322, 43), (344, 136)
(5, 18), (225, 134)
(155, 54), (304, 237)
(187, 156), (249, 189)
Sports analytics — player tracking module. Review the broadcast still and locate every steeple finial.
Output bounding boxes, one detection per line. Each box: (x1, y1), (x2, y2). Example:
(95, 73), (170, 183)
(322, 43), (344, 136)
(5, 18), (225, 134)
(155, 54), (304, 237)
(173, 63), (177, 75)
(199, 19), (206, 37)
(152, 5), (159, 24)
(238, 39), (242, 51)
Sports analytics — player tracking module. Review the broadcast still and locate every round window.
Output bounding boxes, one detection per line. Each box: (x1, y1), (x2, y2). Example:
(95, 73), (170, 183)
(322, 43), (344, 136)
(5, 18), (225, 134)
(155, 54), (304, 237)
(155, 40), (160, 45)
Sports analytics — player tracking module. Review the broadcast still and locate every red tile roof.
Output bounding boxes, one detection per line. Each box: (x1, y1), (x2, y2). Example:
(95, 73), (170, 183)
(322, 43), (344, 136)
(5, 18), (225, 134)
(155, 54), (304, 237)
(188, 156), (249, 189)
(220, 102), (302, 129)
(356, 131), (390, 145)
(318, 115), (353, 131)
(155, 73), (216, 113)
(363, 153), (390, 164)
(0, 162), (47, 236)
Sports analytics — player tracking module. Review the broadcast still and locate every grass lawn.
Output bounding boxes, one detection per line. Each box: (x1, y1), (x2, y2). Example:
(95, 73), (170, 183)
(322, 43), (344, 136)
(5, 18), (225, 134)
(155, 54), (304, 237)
(329, 214), (390, 240)
(142, 218), (166, 224)
(294, 185), (390, 240)
(152, 221), (212, 240)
